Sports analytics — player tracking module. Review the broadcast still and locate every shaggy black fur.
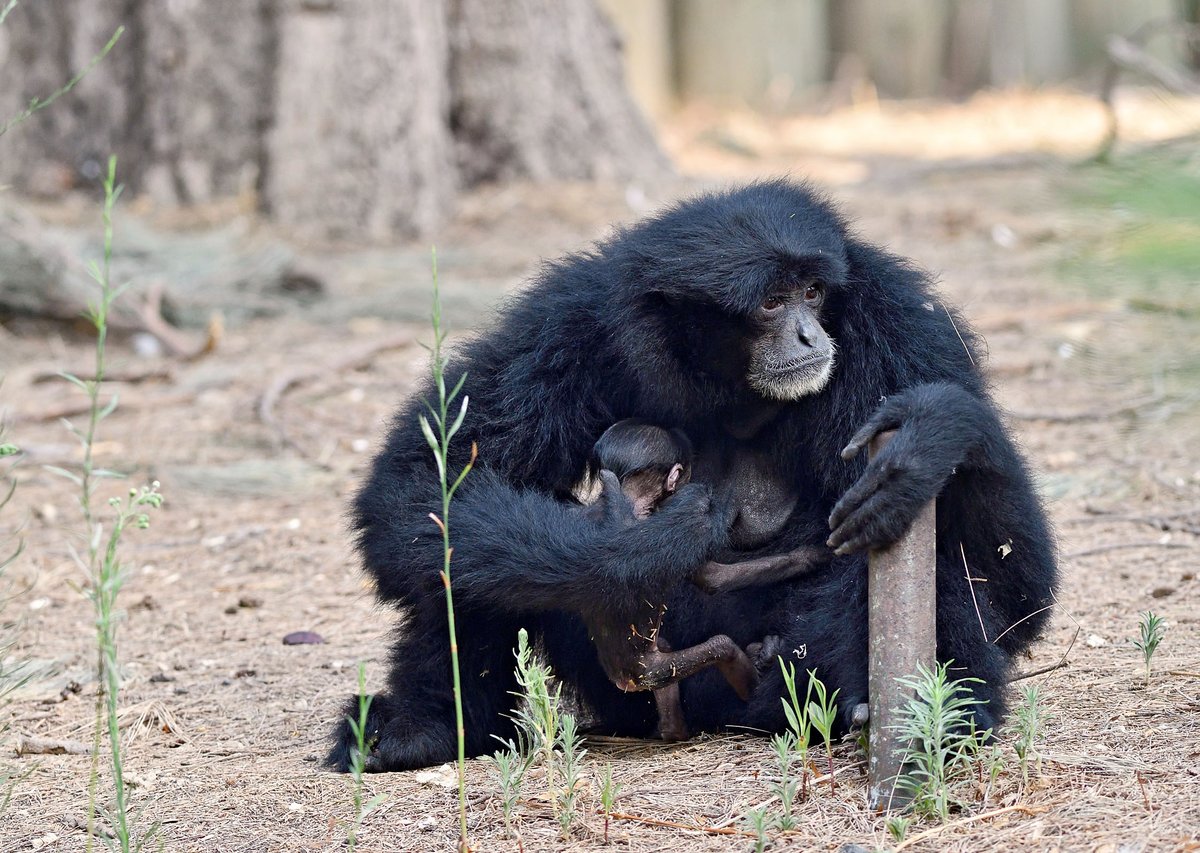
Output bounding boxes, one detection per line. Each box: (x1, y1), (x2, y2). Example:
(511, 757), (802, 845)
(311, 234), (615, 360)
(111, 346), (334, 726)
(326, 180), (1058, 772)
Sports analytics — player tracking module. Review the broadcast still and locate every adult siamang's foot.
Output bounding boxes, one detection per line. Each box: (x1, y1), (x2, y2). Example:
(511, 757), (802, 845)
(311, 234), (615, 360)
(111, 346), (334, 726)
(746, 635), (785, 672)
(850, 702), (870, 728)
(324, 693), (454, 773)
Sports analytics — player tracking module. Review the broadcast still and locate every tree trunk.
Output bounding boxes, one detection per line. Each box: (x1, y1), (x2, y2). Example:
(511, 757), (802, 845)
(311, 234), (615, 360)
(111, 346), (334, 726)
(0, 0), (138, 195)
(449, 0), (668, 184)
(264, 0), (456, 241)
(0, 0), (664, 239)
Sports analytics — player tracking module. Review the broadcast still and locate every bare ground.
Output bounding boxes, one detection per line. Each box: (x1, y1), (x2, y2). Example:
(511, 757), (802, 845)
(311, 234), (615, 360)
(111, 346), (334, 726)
(2, 91), (1200, 852)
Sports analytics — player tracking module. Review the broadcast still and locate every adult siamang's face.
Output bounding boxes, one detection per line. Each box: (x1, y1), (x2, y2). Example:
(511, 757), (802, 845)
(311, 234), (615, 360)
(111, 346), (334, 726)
(744, 277), (835, 401)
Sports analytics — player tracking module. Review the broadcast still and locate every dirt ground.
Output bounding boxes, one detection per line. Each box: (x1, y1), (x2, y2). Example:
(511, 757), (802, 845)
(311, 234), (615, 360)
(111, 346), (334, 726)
(2, 90), (1200, 852)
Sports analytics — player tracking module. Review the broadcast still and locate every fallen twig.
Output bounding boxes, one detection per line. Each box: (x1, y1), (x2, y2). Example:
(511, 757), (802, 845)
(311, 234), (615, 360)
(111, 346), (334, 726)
(1095, 19), (1200, 160)
(31, 365), (174, 385)
(892, 804), (1050, 851)
(1066, 541), (1192, 559)
(1009, 395), (1163, 424)
(258, 333), (412, 455)
(15, 735), (92, 756)
(1009, 660), (1068, 682)
(605, 809), (751, 837)
(17, 391), (197, 424)
(1064, 513), (1200, 536)
(133, 282), (222, 360)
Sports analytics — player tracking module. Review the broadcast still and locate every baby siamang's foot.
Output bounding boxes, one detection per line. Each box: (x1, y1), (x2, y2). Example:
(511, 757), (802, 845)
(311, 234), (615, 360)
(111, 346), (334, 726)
(746, 634), (785, 672)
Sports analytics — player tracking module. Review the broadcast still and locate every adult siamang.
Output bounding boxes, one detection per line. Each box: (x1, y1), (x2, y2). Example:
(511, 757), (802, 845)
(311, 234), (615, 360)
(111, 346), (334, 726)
(326, 179), (1057, 772)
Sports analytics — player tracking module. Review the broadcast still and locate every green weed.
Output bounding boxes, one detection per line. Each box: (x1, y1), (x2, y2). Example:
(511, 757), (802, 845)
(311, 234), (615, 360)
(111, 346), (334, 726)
(1134, 610), (1168, 684)
(891, 662), (990, 822)
(51, 157), (163, 853)
(418, 249), (475, 851)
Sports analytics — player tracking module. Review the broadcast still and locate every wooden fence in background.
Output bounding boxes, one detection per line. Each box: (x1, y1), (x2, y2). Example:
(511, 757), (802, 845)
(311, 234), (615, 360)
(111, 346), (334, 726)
(601, 0), (1200, 115)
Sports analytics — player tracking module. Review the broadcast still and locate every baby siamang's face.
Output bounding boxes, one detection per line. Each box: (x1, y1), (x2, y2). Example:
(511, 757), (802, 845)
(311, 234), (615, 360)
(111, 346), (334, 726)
(744, 278), (835, 400)
(622, 462), (689, 519)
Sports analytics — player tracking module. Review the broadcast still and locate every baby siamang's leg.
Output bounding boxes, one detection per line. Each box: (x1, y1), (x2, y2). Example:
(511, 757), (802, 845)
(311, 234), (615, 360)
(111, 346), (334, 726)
(693, 545), (831, 594)
(648, 638), (689, 741)
(639, 635), (759, 701)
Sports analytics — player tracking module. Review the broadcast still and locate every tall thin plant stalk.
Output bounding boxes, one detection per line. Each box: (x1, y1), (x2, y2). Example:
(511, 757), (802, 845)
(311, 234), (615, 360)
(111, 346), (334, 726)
(418, 250), (475, 851)
(53, 157), (163, 853)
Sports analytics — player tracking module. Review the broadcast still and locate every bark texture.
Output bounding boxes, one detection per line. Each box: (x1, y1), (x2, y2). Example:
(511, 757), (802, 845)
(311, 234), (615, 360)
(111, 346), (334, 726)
(0, 0), (666, 238)
(449, 0), (669, 184)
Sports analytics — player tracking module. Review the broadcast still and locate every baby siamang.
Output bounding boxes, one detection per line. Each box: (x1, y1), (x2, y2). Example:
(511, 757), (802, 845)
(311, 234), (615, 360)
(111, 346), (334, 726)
(327, 179), (1058, 773)
(581, 419), (825, 742)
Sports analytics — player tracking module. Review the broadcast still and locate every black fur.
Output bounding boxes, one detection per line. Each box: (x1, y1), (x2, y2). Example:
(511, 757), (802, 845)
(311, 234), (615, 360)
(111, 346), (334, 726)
(326, 180), (1058, 772)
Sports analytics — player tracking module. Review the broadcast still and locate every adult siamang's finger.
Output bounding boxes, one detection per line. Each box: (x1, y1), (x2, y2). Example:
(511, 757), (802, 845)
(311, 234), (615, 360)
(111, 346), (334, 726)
(841, 399), (908, 460)
(828, 458), (891, 533)
(829, 490), (891, 554)
(597, 470), (632, 524)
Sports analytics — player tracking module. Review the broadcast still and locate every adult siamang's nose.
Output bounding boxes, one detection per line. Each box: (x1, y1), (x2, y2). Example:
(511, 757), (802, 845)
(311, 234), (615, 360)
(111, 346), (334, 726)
(797, 317), (818, 348)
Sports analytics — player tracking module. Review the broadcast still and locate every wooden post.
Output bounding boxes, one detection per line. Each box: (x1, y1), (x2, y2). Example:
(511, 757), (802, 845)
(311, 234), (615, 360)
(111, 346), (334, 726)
(866, 431), (937, 812)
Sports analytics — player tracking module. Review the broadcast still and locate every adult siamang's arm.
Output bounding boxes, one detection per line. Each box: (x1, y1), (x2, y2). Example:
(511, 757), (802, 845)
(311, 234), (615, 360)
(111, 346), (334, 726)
(815, 242), (1056, 642)
(352, 284), (722, 616)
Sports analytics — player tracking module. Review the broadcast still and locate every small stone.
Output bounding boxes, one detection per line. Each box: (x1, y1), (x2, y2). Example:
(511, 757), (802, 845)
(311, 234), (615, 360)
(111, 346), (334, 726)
(224, 605), (238, 615)
(417, 816), (437, 832)
(173, 687), (190, 696)
(234, 668), (256, 679)
(1085, 634), (1107, 648)
(1182, 572), (1195, 582)
(149, 672), (176, 683)
(283, 630), (325, 646)
(1151, 586), (1175, 599)
(238, 596), (263, 609)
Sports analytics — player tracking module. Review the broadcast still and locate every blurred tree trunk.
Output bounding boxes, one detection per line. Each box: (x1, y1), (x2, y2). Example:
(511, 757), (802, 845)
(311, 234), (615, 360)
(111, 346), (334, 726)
(449, 0), (668, 184)
(0, 0), (664, 239)
(264, 0), (455, 241)
(829, 0), (951, 99)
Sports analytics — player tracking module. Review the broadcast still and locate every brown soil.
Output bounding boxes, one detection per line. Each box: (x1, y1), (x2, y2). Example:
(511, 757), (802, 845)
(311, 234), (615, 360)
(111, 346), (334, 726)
(2, 90), (1199, 852)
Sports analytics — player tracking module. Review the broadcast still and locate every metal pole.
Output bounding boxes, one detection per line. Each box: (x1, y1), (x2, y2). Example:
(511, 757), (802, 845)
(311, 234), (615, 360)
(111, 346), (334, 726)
(866, 430), (937, 813)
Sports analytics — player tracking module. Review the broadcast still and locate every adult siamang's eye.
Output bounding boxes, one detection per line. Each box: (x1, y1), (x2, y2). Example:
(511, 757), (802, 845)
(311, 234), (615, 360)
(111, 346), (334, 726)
(761, 297), (784, 312)
(803, 282), (824, 304)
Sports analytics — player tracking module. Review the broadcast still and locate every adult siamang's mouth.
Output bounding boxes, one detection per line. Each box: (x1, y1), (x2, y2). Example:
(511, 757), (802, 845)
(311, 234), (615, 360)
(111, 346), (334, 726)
(764, 353), (830, 376)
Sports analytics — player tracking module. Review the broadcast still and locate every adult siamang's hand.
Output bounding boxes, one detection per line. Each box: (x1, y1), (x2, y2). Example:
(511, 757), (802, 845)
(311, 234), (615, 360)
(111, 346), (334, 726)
(594, 470), (638, 527)
(827, 382), (984, 555)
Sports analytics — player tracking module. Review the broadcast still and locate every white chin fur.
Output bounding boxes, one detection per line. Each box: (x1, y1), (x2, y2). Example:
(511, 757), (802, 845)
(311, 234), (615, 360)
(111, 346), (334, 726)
(749, 355), (835, 401)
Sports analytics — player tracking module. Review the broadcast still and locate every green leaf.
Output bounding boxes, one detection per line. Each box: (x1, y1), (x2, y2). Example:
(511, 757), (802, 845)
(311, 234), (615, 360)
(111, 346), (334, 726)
(43, 465), (82, 486)
(448, 370), (468, 403)
(418, 414), (439, 454)
(447, 395), (469, 440)
(57, 371), (91, 392)
(97, 393), (120, 420)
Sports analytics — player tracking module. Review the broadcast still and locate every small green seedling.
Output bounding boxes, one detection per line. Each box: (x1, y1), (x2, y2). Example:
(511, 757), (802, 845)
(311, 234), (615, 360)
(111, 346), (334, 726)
(1010, 683), (1046, 786)
(1133, 611), (1167, 684)
(742, 804), (775, 853)
(778, 661), (813, 801)
(485, 741), (531, 839)
(886, 814), (911, 843)
(768, 732), (800, 830)
(891, 661), (989, 823)
(805, 670), (840, 794)
(598, 764), (622, 843)
(345, 664), (386, 851)
(554, 712), (586, 838)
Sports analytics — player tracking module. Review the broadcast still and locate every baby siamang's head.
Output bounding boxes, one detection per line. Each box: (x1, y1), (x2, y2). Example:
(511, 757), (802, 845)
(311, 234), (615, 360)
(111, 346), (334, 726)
(589, 419), (692, 518)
